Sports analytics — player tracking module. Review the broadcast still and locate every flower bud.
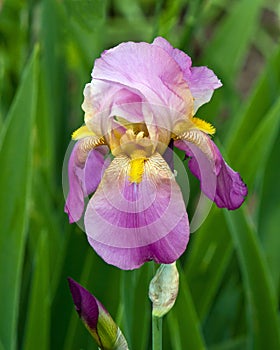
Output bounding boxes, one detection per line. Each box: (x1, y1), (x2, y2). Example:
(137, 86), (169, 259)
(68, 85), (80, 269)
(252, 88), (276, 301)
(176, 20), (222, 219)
(68, 278), (128, 350)
(149, 262), (179, 317)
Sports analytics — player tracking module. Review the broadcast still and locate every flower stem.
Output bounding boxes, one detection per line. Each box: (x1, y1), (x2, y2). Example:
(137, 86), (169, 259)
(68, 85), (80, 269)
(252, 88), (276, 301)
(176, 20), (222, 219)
(152, 315), (162, 350)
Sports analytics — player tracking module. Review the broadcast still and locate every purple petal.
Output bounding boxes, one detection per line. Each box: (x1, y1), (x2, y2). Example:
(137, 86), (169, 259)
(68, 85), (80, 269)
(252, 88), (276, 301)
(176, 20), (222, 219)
(64, 142), (109, 223)
(153, 36), (222, 112)
(175, 134), (247, 210)
(84, 146), (109, 195)
(84, 153), (189, 270)
(88, 216), (188, 270)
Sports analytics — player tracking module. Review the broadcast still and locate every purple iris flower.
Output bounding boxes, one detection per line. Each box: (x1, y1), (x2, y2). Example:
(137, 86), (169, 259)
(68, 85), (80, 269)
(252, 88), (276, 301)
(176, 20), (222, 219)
(64, 37), (247, 270)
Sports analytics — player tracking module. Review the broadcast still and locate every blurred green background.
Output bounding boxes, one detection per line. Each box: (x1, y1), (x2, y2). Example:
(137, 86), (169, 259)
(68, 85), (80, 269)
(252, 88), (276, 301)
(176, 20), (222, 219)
(1, 0), (280, 349)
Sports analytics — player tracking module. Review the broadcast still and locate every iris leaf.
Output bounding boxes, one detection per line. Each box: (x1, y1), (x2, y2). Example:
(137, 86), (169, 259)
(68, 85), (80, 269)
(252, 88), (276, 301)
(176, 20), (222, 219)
(167, 265), (206, 350)
(184, 208), (232, 321)
(203, 0), (264, 81)
(22, 232), (50, 350)
(0, 46), (38, 350)
(235, 95), (280, 188)
(225, 208), (280, 349)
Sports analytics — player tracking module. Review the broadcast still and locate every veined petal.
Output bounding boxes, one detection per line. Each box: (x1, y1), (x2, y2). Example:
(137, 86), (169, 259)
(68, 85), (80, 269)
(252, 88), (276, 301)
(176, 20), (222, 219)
(84, 41), (194, 140)
(152, 36), (192, 74)
(175, 131), (247, 210)
(92, 42), (189, 112)
(84, 153), (189, 270)
(64, 140), (109, 223)
(188, 66), (222, 113)
(153, 36), (222, 112)
(83, 80), (144, 138)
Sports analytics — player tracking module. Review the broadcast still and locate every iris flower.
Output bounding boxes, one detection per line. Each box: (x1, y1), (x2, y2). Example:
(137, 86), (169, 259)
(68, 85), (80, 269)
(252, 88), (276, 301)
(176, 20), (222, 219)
(65, 37), (247, 270)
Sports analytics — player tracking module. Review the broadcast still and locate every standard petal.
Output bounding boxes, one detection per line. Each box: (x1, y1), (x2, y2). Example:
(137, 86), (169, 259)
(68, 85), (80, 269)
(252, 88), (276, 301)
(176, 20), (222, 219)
(152, 36), (192, 74)
(153, 36), (222, 112)
(175, 132), (247, 210)
(85, 41), (194, 138)
(64, 141), (109, 223)
(188, 66), (222, 112)
(92, 42), (189, 111)
(84, 153), (189, 270)
(82, 80), (144, 138)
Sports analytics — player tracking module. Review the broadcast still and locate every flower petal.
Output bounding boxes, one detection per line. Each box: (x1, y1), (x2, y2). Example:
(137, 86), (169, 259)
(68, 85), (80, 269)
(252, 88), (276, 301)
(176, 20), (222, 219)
(83, 80), (144, 138)
(64, 141), (109, 223)
(188, 66), (222, 112)
(83, 40), (194, 142)
(153, 36), (222, 112)
(92, 41), (189, 111)
(175, 132), (247, 210)
(84, 153), (189, 270)
(152, 36), (192, 74)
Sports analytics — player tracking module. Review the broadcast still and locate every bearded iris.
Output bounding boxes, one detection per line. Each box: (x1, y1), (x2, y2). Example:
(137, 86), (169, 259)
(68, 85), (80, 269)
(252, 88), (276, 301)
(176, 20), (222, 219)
(64, 37), (247, 270)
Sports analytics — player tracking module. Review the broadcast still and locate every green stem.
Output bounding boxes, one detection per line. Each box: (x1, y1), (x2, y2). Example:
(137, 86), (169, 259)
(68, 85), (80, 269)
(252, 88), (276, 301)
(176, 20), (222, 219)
(152, 315), (162, 350)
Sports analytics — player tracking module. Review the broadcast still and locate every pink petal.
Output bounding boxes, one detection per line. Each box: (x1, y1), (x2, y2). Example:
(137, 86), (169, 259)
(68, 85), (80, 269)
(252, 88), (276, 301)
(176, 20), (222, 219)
(83, 81), (144, 138)
(64, 142), (109, 223)
(152, 36), (192, 74)
(175, 134), (247, 210)
(92, 42), (188, 109)
(188, 66), (222, 112)
(83, 41), (193, 138)
(84, 153), (189, 270)
(153, 36), (222, 112)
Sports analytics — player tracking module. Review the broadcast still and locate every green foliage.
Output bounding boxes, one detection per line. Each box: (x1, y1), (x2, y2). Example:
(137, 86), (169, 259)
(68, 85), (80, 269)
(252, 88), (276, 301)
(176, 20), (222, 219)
(1, 0), (279, 349)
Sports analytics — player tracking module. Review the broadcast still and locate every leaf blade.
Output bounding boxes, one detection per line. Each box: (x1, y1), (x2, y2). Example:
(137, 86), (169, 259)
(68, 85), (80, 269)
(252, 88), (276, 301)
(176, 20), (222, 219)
(0, 47), (38, 349)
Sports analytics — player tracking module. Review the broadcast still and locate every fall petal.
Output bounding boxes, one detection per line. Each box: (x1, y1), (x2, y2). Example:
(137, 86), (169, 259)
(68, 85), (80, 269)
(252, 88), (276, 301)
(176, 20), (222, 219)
(175, 134), (247, 210)
(64, 141), (109, 223)
(84, 153), (189, 269)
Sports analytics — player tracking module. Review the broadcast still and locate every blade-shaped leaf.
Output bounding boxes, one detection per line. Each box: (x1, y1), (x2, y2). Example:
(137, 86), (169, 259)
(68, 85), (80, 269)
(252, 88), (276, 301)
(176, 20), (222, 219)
(203, 0), (264, 80)
(225, 208), (280, 349)
(0, 47), (38, 349)
(184, 209), (233, 321)
(234, 95), (280, 188)
(167, 265), (206, 350)
(22, 231), (50, 350)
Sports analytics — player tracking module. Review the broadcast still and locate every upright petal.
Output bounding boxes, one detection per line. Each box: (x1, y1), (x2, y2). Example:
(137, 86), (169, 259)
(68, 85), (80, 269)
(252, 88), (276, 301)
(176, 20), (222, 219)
(153, 36), (222, 112)
(92, 41), (189, 112)
(83, 41), (194, 139)
(187, 66), (222, 113)
(64, 140), (109, 223)
(85, 153), (189, 270)
(152, 36), (192, 74)
(82, 80), (144, 138)
(175, 131), (247, 210)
